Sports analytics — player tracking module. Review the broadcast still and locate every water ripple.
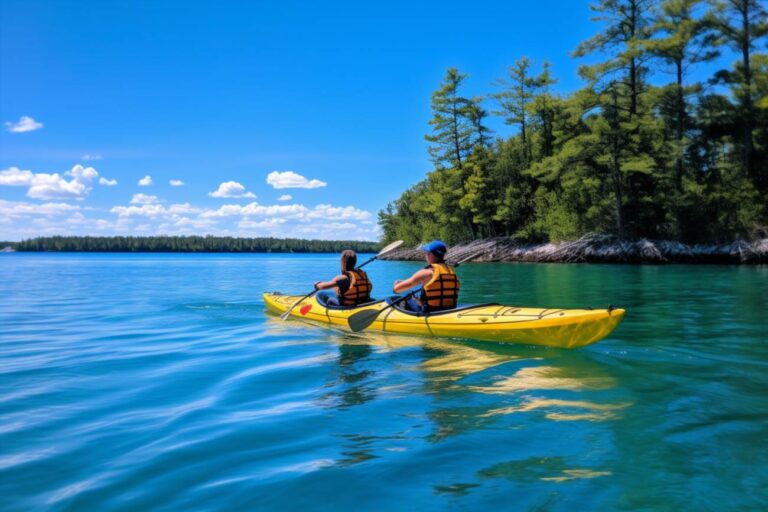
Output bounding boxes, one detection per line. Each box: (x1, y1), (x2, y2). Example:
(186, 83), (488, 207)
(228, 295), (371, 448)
(1, 254), (766, 511)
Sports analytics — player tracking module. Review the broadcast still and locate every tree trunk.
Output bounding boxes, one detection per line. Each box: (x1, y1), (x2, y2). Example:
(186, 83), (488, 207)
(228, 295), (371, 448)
(676, 58), (685, 190)
(451, 90), (464, 171)
(610, 87), (626, 237)
(519, 87), (529, 167)
(628, 0), (639, 119)
(740, 1), (753, 178)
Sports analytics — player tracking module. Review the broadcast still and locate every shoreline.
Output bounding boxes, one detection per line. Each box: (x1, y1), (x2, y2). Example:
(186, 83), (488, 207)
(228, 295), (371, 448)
(379, 234), (768, 265)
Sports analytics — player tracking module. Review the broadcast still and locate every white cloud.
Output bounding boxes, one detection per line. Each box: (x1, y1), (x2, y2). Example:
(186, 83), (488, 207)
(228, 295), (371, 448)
(0, 200), (80, 216)
(4, 116), (43, 133)
(138, 175), (153, 186)
(200, 202), (308, 219)
(0, 167), (34, 186)
(130, 193), (159, 205)
(81, 154), (102, 161)
(307, 204), (372, 221)
(277, 194), (292, 201)
(99, 177), (118, 186)
(208, 181), (256, 199)
(239, 218), (288, 229)
(68, 165), (98, 181)
(110, 204), (166, 217)
(266, 171), (327, 189)
(0, 164), (99, 200)
(169, 179), (184, 186)
(110, 202), (201, 217)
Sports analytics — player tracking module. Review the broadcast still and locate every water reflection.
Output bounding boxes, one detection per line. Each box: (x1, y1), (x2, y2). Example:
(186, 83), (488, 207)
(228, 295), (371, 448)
(477, 456), (611, 483)
(264, 315), (629, 458)
(317, 342), (376, 410)
(480, 397), (629, 422)
(468, 365), (615, 394)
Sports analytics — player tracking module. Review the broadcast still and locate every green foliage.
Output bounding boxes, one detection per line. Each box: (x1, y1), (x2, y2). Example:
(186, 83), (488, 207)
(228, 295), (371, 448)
(424, 68), (476, 170)
(14, 236), (379, 253)
(380, 0), (767, 245)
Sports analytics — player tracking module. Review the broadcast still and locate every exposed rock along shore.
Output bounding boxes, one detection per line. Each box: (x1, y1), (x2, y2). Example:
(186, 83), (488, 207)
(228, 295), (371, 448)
(379, 234), (768, 264)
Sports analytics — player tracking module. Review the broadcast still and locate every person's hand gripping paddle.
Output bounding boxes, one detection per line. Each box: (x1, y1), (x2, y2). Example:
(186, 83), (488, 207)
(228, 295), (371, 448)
(279, 240), (404, 320)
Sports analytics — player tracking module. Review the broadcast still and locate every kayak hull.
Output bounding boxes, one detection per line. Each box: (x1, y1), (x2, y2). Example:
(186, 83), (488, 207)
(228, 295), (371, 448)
(263, 292), (625, 349)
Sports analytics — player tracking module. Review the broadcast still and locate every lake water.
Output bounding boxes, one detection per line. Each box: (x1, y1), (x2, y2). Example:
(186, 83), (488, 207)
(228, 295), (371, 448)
(1, 253), (766, 511)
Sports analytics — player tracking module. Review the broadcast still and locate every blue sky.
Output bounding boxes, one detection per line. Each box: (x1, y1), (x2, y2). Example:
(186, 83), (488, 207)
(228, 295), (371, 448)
(0, 0), (737, 241)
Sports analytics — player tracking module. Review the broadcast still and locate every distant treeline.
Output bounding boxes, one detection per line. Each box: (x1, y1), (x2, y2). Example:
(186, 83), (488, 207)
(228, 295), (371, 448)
(380, 0), (767, 245)
(11, 236), (379, 253)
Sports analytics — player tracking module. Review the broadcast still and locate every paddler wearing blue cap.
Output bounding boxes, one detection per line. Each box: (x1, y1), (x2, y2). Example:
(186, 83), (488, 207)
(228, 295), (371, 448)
(392, 240), (460, 313)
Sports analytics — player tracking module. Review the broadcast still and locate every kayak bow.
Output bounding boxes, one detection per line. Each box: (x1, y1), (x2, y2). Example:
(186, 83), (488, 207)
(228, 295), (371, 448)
(263, 292), (624, 349)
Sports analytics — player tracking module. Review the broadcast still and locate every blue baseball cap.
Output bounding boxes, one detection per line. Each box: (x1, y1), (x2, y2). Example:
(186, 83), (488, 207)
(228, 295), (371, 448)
(420, 240), (447, 258)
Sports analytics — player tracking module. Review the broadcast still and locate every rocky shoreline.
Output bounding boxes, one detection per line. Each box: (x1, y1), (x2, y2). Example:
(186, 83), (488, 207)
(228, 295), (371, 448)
(380, 234), (768, 264)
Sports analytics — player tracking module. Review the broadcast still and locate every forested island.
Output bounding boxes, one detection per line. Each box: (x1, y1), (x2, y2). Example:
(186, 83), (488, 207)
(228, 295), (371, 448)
(379, 0), (767, 256)
(5, 236), (378, 253)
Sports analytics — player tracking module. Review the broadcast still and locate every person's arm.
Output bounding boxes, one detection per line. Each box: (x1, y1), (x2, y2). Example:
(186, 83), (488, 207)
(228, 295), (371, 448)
(314, 274), (347, 291)
(393, 268), (432, 294)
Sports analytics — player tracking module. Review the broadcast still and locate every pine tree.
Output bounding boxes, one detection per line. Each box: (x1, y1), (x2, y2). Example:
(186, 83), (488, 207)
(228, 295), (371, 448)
(574, 0), (655, 119)
(492, 57), (539, 167)
(707, 0), (768, 185)
(646, 0), (717, 188)
(425, 68), (474, 170)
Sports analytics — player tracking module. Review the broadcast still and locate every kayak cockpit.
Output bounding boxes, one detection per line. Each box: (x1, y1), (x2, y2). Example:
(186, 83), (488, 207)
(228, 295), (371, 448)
(316, 290), (498, 317)
(388, 298), (501, 317)
(316, 291), (385, 310)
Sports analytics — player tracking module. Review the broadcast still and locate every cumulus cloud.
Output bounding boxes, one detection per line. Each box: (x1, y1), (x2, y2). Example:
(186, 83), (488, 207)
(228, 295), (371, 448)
(239, 218), (288, 230)
(99, 177), (118, 186)
(4, 116), (43, 133)
(81, 154), (102, 161)
(200, 202), (308, 219)
(208, 181), (256, 199)
(0, 199), (80, 216)
(138, 175), (153, 186)
(169, 179), (184, 186)
(0, 167), (34, 186)
(307, 204), (372, 221)
(277, 194), (292, 201)
(68, 165), (98, 181)
(130, 193), (159, 205)
(111, 202), (200, 217)
(0, 164), (99, 200)
(266, 171), (326, 189)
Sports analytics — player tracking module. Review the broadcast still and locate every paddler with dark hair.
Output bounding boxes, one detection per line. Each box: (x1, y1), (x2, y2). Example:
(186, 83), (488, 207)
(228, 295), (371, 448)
(314, 249), (373, 307)
(392, 240), (460, 312)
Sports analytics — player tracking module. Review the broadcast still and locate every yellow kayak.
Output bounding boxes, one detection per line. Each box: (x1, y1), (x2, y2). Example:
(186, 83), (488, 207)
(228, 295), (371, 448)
(263, 292), (625, 349)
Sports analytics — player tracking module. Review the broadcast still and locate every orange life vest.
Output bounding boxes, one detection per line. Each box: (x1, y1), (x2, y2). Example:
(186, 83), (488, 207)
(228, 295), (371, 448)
(419, 263), (459, 311)
(337, 269), (373, 306)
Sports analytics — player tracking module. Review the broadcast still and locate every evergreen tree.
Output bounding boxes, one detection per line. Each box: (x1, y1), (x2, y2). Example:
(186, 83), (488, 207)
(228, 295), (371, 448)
(646, 0), (717, 188)
(424, 68), (474, 170)
(707, 0), (768, 185)
(574, 0), (655, 118)
(492, 57), (539, 166)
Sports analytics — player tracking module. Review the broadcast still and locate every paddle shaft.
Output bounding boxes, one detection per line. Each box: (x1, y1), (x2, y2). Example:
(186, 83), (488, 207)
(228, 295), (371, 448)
(280, 240), (404, 320)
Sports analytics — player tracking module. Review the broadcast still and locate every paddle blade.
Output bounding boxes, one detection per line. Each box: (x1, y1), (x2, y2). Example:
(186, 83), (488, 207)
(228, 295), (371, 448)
(377, 239), (403, 256)
(348, 308), (382, 332)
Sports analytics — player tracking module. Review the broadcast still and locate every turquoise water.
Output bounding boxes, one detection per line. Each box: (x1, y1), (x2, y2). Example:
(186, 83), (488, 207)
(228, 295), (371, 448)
(1, 253), (766, 511)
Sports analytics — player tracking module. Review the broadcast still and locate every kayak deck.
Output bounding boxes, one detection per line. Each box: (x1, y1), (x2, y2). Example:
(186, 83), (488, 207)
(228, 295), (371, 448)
(263, 292), (625, 349)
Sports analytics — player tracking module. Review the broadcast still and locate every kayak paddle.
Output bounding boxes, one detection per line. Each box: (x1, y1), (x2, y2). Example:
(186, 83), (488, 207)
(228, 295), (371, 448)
(279, 239), (404, 320)
(347, 252), (475, 332)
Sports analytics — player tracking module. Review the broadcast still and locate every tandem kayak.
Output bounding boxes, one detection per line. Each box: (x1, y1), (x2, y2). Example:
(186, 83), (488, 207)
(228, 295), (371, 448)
(263, 292), (625, 349)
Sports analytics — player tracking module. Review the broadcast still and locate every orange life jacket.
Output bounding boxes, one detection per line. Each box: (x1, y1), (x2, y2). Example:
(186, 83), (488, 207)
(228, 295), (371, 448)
(419, 263), (459, 311)
(337, 269), (373, 306)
